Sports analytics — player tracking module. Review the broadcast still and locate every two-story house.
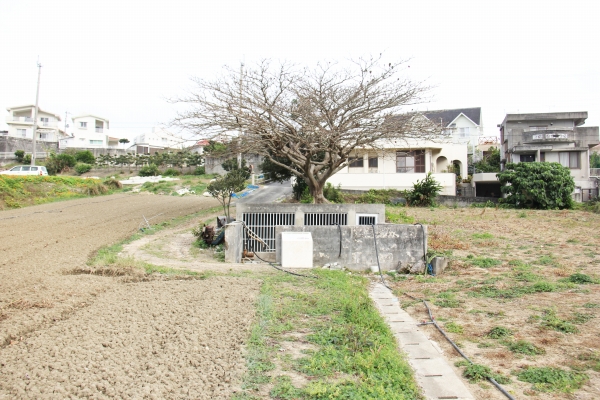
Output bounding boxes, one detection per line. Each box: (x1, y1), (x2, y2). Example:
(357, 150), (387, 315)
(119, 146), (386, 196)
(424, 107), (484, 156)
(327, 112), (469, 196)
(59, 114), (118, 149)
(132, 127), (186, 154)
(497, 112), (599, 199)
(5, 105), (65, 142)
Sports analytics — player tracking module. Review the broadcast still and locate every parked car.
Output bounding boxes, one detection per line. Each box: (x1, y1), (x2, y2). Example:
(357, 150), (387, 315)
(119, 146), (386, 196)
(0, 165), (48, 176)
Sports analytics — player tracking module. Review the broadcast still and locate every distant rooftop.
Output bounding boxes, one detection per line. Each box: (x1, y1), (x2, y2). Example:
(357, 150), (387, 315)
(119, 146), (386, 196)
(423, 107), (481, 127)
(502, 112), (589, 127)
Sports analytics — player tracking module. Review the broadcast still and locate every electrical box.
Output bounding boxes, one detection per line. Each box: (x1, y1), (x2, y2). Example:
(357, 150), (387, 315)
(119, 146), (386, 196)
(281, 232), (313, 269)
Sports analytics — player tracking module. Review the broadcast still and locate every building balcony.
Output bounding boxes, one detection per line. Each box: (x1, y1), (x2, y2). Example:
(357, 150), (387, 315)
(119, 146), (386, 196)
(523, 129), (575, 144)
(95, 127), (104, 133)
(6, 116), (33, 124)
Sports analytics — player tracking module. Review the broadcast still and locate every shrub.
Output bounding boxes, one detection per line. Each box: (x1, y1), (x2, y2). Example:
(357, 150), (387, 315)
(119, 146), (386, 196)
(162, 168), (181, 176)
(103, 178), (123, 189)
(569, 273), (595, 284)
(497, 162), (574, 209)
(74, 163), (92, 175)
(473, 147), (501, 173)
(23, 154), (31, 164)
(45, 153), (76, 175)
(139, 164), (160, 177)
(193, 166), (205, 175)
(74, 150), (95, 164)
(323, 182), (344, 203)
(14, 150), (25, 163)
(403, 172), (442, 207)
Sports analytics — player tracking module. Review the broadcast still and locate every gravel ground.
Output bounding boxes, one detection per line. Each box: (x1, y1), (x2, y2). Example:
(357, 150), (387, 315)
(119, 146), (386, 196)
(0, 193), (261, 399)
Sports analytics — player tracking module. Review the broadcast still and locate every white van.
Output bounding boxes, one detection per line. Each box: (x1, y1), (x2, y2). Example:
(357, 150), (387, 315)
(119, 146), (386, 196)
(0, 165), (49, 176)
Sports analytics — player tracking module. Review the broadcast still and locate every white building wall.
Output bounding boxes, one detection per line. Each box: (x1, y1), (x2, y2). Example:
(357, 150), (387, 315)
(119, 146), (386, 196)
(68, 116), (110, 148)
(6, 109), (62, 141)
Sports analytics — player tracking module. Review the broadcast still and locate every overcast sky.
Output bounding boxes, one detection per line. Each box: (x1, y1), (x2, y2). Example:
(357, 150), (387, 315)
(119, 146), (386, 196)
(1, 0), (598, 139)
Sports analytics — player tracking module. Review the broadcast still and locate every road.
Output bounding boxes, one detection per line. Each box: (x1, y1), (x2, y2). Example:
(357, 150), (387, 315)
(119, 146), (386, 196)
(234, 179), (292, 204)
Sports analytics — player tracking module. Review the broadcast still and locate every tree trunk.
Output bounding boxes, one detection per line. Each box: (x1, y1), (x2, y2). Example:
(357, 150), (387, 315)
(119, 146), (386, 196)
(309, 181), (329, 204)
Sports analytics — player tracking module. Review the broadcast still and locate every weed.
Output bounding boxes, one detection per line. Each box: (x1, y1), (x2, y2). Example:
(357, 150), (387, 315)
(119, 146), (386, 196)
(569, 273), (596, 284)
(577, 352), (600, 372)
(385, 207), (415, 224)
(269, 376), (303, 399)
(531, 281), (556, 292)
(434, 292), (461, 308)
(537, 255), (556, 266)
(517, 367), (588, 393)
(445, 322), (464, 334)
(477, 342), (494, 348)
(472, 232), (494, 240)
(460, 363), (510, 384)
(507, 340), (546, 355)
(583, 302), (599, 308)
(518, 211), (527, 218)
(540, 310), (579, 334)
(570, 312), (594, 324)
(566, 238), (579, 243)
(468, 257), (502, 268)
(486, 326), (513, 339)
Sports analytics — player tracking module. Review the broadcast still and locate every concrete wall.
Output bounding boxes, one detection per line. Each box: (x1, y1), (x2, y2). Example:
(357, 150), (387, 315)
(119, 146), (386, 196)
(0, 137), (58, 164)
(236, 203), (385, 226)
(274, 224), (427, 271)
(224, 223), (244, 263)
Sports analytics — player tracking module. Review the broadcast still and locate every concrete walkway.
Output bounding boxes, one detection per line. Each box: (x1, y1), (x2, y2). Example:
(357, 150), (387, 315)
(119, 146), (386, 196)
(370, 283), (475, 400)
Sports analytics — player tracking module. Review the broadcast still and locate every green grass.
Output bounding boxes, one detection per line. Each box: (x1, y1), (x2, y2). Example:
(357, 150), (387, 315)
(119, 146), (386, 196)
(472, 232), (494, 240)
(539, 309), (579, 334)
(444, 322), (463, 334)
(385, 207), (415, 224)
(486, 326), (512, 339)
(517, 367), (588, 393)
(467, 257), (502, 268)
(455, 362), (510, 384)
(235, 270), (423, 399)
(507, 340), (545, 355)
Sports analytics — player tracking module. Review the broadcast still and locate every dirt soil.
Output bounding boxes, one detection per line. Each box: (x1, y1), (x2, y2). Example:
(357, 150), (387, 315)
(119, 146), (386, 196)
(0, 193), (261, 399)
(389, 207), (600, 399)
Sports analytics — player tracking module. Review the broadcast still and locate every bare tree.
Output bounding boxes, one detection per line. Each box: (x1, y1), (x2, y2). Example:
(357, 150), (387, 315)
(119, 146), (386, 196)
(172, 56), (439, 203)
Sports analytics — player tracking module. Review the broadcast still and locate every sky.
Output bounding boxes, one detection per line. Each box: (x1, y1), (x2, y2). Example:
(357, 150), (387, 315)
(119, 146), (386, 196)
(1, 0), (598, 140)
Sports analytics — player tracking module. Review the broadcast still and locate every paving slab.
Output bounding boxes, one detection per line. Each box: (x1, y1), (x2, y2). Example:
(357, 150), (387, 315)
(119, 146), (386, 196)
(370, 283), (475, 400)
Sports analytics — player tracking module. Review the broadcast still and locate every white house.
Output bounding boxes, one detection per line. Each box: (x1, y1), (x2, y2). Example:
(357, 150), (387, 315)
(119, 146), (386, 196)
(424, 108), (484, 157)
(5, 105), (65, 142)
(59, 114), (119, 149)
(132, 127), (186, 154)
(327, 110), (473, 195)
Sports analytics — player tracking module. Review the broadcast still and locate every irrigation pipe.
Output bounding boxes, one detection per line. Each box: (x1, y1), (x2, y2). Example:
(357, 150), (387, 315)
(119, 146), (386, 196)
(371, 224), (515, 400)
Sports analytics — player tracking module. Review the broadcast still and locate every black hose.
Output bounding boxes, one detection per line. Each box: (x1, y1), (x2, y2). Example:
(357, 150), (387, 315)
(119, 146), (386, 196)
(252, 251), (318, 279)
(336, 224), (342, 258)
(372, 225), (514, 400)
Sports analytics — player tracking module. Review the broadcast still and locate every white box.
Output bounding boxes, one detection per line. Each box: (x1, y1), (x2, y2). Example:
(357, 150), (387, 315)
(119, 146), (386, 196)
(281, 232), (313, 269)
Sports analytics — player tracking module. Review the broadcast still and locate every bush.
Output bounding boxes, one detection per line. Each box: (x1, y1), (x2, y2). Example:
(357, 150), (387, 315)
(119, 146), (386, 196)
(404, 172), (442, 207)
(14, 150), (25, 163)
(74, 150), (95, 164)
(23, 154), (31, 164)
(45, 153), (77, 175)
(193, 166), (205, 175)
(473, 147), (501, 173)
(103, 178), (123, 189)
(162, 168), (181, 176)
(74, 163), (93, 175)
(323, 182), (344, 203)
(497, 162), (574, 209)
(517, 367), (588, 393)
(139, 164), (160, 177)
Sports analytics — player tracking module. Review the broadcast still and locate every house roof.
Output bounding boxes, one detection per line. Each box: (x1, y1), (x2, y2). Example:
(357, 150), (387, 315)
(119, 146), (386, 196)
(72, 114), (109, 123)
(423, 107), (481, 127)
(196, 140), (209, 146)
(6, 105), (62, 121)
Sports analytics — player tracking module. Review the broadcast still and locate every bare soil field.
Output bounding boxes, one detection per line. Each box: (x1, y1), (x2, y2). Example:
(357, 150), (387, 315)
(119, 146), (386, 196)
(387, 206), (600, 399)
(0, 193), (262, 399)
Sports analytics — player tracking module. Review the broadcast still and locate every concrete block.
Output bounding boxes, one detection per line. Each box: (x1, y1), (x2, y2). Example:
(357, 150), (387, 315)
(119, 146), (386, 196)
(281, 232), (313, 269)
(431, 256), (448, 275)
(224, 223), (243, 263)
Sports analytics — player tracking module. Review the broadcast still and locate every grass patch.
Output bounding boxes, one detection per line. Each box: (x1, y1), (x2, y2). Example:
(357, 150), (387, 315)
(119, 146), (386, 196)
(568, 273), (597, 284)
(236, 270), (422, 399)
(385, 207), (415, 224)
(467, 257), (502, 268)
(540, 310), (579, 334)
(455, 362), (510, 384)
(517, 367), (588, 393)
(507, 340), (545, 355)
(486, 326), (513, 339)
(444, 322), (463, 334)
(472, 232), (494, 240)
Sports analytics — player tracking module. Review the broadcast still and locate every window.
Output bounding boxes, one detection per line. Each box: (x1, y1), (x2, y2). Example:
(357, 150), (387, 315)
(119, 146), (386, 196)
(540, 152), (545, 162)
(40, 117), (49, 126)
(559, 152), (579, 169)
(348, 157), (364, 168)
(520, 154), (535, 163)
(39, 133), (48, 140)
(80, 122), (87, 128)
(396, 150), (425, 173)
(17, 129), (27, 137)
(161, 137), (168, 143)
(89, 140), (103, 145)
(458, 127), (470, 137)
(368, 156), (378, 173)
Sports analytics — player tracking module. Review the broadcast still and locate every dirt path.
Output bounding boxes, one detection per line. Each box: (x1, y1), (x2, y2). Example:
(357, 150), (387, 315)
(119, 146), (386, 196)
(0, 193), (262, 399)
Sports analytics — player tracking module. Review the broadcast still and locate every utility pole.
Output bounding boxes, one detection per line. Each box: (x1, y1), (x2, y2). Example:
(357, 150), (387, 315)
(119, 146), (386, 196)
(31, 60), (42, 166)
(64, 111), (70, 136)
(237, 62), (244, 169)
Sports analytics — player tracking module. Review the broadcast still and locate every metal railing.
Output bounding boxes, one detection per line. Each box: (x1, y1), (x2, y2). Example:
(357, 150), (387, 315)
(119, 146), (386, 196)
(590, 169), (600, 177)
(95, 128), (103, 133)
(6, 116), (34, 123)
(582, 188), (599, 202)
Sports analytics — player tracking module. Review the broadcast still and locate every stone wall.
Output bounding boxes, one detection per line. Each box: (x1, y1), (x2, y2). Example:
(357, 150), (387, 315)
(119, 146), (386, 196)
(0, 137), (58, 164)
